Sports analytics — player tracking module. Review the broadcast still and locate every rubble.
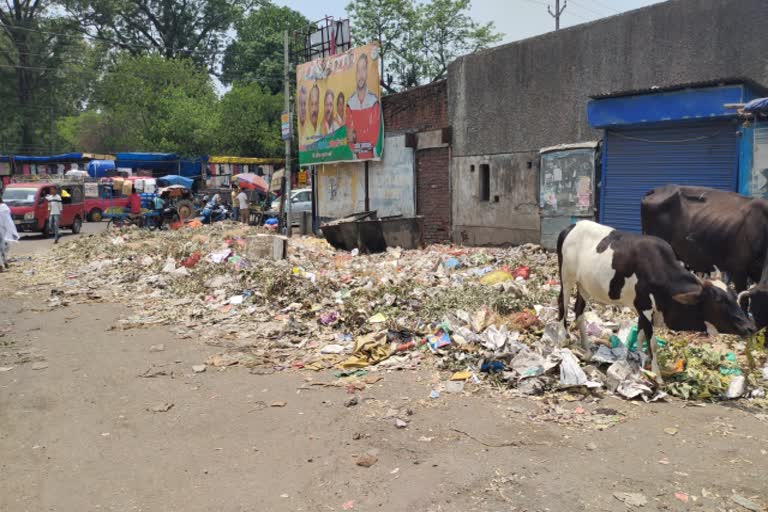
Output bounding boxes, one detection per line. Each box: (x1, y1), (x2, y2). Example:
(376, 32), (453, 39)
(4, 222), (766, 404)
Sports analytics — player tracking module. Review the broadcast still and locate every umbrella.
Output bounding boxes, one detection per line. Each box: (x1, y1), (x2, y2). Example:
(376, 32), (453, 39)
(236, 173), (268, 193)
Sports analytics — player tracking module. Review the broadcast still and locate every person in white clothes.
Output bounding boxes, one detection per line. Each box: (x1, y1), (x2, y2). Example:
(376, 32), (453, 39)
(45, 186), (63, 243)
(0, 196), (19, 270)
(236, 187), (249, 224)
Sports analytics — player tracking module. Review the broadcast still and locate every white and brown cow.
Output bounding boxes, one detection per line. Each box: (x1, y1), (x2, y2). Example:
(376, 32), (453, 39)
(557, 220), (755, 382)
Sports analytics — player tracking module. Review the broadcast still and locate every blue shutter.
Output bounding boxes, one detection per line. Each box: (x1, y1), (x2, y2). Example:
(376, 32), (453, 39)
(600, 122), (739, 232)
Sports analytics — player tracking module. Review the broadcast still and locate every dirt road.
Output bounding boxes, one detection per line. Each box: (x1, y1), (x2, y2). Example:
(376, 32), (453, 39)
(1, 240), (768, 511)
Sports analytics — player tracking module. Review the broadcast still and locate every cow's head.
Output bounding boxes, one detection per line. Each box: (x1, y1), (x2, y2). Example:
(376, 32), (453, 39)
(675, 280), (756, 336)
(738, 283), (768, 331)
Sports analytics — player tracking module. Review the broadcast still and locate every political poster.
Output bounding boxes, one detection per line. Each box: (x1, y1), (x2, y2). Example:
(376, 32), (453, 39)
(296, 43), (384, 165)
(281, 111), (291, 140)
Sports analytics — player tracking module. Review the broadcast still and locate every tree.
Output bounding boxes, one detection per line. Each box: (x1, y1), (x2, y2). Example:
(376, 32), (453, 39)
(216, 82), (283, 157)
(418, 0), (501, 82)
(0, 0), (89, 152)
(81, 54), (220, 154)
(346, 0), (502, 91)
(346, 0), (410, 93)
(221, 3), (309, 94)
(66, 0), (249, 69)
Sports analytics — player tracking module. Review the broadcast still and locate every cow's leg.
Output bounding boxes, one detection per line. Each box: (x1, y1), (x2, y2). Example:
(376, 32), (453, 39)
(638, 314), (662, 384)
(574, 290), (590, 354)
(559, 275), (573, 335)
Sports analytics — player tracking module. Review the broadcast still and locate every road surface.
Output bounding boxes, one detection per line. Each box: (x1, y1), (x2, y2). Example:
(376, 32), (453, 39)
(0, 235), (767, 511)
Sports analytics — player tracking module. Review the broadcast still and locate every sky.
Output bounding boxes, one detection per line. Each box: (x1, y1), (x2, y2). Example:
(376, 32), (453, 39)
(275, 0), (668, 45)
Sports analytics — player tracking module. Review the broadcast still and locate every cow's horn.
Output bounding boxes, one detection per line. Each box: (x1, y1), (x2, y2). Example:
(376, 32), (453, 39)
(737, 289), (753, 306)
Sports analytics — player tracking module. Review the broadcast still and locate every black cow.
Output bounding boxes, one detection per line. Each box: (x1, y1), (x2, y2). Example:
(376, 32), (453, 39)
(558, 220), (755, 382)
(641, 184), (768, 329)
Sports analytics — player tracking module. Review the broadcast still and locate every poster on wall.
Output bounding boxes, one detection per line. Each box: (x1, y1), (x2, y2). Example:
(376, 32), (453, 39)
(296, 43), (384, 165)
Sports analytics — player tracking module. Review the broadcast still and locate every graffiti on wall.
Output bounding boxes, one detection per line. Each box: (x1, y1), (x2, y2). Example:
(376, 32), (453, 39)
(540, 147), (596, 215)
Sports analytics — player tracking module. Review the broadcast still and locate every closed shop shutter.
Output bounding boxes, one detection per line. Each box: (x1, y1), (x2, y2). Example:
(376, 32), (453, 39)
(601, 121), (739, 232)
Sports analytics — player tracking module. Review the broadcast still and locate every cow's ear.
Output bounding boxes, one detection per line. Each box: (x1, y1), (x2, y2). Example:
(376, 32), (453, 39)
(672, 288), (702, 305)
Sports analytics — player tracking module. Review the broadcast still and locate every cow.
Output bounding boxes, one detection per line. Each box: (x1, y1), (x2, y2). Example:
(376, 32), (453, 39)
(557, 220), (755, 383)
(641, 184), (768, 329)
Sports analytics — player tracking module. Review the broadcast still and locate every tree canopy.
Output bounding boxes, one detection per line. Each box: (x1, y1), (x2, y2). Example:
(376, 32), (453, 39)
(1, 0), (500, 157)
(347, 0), (501, 91)
(221, 3), (309, 93)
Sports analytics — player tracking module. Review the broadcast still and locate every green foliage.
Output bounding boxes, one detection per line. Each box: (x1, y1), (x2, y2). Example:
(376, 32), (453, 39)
(1, 2), (98, 152)
(217, 82), (283, 157)
(221, 3), (309, 93)
(66, 0), (247, 68)
(88, 54), (220, 154)
(347, 0), (502, 91)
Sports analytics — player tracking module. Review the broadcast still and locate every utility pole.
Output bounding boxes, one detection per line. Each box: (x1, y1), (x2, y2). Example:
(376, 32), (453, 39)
(283, 29), (293, 238)
(548, 0), (567, 30)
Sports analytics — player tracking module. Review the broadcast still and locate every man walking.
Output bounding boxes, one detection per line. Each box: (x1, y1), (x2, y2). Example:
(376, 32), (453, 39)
(0, 196), (19, 270)
(231, 185), (240, 222)
(45, 186), (63, 244)
(236, 187), (249, 224)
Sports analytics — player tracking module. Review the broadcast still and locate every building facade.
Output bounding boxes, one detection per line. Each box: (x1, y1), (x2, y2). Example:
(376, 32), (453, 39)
(448, 0), (768, 245)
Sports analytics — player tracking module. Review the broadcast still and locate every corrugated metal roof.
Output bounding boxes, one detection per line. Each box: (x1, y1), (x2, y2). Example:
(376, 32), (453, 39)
(590, 78), (768, 100)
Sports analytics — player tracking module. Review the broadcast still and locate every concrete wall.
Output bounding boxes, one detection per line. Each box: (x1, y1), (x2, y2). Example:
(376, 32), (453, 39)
(448, 0), (768, 245)
(317, 135), (414, 221)
(450, 0), (768, 156)
(452, 152), (540, 246)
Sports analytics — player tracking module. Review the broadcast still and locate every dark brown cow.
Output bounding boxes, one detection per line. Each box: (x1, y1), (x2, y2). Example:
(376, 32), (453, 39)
(641, 185), (768, 329)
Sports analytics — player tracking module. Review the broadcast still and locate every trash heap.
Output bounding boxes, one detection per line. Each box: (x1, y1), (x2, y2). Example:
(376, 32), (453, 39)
(9, 223), (768, 402)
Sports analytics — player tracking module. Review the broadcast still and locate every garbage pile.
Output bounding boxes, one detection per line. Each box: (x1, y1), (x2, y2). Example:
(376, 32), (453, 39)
(8, 223), (768, 403)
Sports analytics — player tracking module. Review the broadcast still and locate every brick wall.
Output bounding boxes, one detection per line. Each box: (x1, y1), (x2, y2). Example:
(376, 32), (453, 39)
(416, 147), (451, 244)
(383, 80), (448, 134)
(382, 79), (451, 245)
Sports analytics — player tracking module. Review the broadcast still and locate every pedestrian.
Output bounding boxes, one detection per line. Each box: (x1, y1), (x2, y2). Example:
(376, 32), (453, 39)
(231, 185), (240, 222)
(236, 186), (249, 224)
(0, 196), (19, 270)
(45, 185), (63, 244)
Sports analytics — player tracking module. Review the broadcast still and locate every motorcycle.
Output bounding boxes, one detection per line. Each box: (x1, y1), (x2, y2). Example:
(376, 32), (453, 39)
(200, 203), (232, 224)
(149, 206), (181, 230)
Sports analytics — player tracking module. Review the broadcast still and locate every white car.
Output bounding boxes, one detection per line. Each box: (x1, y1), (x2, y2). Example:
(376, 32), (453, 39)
(267, 188), (312, 226)
(289, 188), (312, 226)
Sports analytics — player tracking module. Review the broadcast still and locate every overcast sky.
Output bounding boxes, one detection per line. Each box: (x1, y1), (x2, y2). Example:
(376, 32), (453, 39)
(275, 0), (668, 45)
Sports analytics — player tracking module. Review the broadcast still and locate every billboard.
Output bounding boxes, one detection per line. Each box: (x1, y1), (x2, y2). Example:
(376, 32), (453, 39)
(296, 43), (384, 165)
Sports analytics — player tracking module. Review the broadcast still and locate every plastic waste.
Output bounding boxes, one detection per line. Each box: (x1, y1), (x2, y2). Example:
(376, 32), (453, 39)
(725, 375), (746, 399)
(559, 349), (602, 388)
(480, 361), (506, 373)
(443, 257), (461, 270)
(479, 270), (513, 286)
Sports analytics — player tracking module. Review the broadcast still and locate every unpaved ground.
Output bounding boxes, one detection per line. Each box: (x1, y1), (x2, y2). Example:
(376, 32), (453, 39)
(1, 295), (768, 512)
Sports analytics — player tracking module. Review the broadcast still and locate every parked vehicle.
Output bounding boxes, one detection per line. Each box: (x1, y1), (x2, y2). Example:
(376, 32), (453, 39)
(84, 179), (130, 221)
(200, 200), (232, 224)
(289, 188), (312, 226)
(266, 188), (312, 227)
(157, 185), (196, 221)
(3, 181), (86, 236)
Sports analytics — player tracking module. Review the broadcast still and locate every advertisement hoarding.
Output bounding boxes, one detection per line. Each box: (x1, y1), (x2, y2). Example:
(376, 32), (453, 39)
(296, 43), (384, 165)
(281, 111), (291, 140)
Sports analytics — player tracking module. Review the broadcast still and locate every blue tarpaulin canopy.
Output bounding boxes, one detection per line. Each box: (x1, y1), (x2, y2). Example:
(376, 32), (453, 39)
(87, 159), (116, 177)
(156, 175), (194, 189)
(115, 152), (205, 178)
(743, 97), (768, 114)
